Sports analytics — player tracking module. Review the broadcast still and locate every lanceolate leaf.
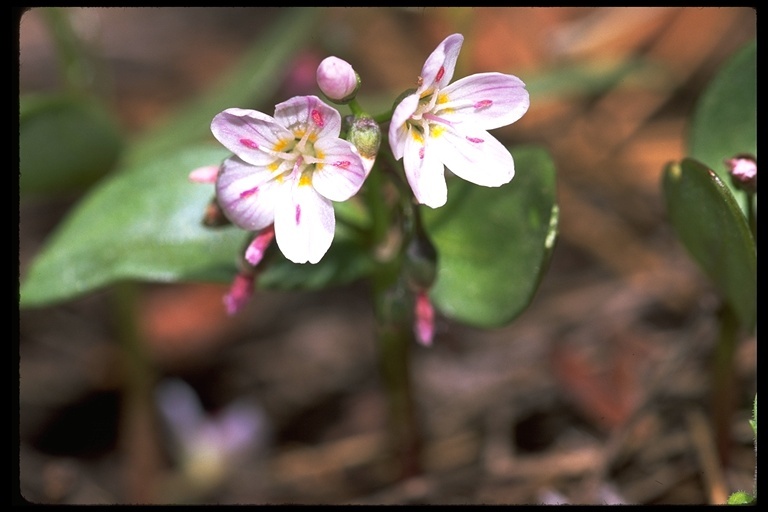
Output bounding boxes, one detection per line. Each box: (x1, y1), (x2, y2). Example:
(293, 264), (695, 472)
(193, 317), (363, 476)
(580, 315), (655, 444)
(20, 146), (240, 308)
(423, 146), (558, 329)
(662, 158), (756, 330)
(689, 39), (756, 214)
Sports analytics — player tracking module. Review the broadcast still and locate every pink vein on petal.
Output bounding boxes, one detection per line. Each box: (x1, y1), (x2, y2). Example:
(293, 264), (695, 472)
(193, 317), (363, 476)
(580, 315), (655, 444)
(240, 138), (259, 149)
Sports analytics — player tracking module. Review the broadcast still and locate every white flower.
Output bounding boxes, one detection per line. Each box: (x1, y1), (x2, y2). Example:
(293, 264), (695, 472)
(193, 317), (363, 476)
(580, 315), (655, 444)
(389, 33), (530, 208)
(211, 95), (367, 264)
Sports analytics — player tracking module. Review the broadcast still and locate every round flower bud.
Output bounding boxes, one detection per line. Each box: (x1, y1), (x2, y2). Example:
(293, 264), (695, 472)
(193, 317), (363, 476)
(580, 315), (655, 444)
(724, 154), (756, 194)
(347, 115), (381, 175)
(316, 56), (360, 103)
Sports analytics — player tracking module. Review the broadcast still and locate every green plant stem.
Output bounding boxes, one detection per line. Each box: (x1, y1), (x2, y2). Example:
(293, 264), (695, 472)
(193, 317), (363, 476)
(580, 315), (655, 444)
(367, 161), (424, 480)
(711, 302), (739, 467)
(112, 282), (161, 503)
(372, 274), (423, 480)
(347, 98), (365, 118)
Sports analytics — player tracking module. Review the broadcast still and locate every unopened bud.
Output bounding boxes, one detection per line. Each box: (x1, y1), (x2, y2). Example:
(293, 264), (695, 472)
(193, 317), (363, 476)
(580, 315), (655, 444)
(316, 56), (360, 103)
(244, 225), (275, 266)
(725, 154), (756, 193)
(414, 289), (435, 346)
(347, 115), (381, 175)
(223, 270), (256, 316)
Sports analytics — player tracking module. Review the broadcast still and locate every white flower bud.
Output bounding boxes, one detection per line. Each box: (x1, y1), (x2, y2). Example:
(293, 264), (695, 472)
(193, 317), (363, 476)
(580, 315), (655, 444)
(316, 56), (360, 103)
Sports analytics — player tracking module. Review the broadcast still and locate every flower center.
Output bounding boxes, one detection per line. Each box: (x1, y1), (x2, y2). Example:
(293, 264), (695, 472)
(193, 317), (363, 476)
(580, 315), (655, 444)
(408, 89), (453, 137)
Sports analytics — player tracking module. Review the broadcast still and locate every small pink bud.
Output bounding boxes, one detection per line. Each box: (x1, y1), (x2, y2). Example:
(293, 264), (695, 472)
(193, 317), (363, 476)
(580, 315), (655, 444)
(316, 56), (360, 103)
(244, 225), (275, 266)
(223, 271), (256, 316)
(725, 154), (756, 193)
(414, 290), (435, 346)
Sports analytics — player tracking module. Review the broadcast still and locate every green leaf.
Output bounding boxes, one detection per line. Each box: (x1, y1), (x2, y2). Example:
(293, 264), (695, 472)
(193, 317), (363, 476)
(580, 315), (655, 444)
(423, 146), (558, 328)
(20, 145), (241, 308)
(689, 39), (756, 213)
(526, 57), (670, 100)
(662, 158), (756, 330)
(20, 93), (124, 197)
(124, 7), (319, 166)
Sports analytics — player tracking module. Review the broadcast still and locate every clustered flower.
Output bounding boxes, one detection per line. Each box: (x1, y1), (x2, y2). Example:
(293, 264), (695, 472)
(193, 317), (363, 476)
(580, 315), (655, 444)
(193, 34), (530, 343)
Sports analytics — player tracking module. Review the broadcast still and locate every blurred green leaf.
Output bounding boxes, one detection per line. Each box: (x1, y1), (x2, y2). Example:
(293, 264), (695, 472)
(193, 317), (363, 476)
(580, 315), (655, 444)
(662, 158), (756, 330)
(526, 57), (670, 100)
(20, 93), (124, 197)
(423, 146), (558, 328)
(20, 145), (240, 308)
(689, 39), (756, 214)
(125, 7), (319, 166)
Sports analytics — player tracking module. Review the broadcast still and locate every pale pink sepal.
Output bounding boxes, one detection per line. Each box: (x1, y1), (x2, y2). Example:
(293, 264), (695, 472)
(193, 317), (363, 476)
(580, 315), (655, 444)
(244, 225), (276, 266)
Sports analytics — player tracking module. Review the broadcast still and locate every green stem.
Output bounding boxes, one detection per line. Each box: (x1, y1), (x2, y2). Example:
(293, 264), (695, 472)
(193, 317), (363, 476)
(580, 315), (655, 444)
(711, 302), (739, 466)
(372, 273), (424, 480)
(112, 282), (161, 503)
(347, 98), (365, 118)
(367, 159), (424, 479)
(40, 7), (108, 98)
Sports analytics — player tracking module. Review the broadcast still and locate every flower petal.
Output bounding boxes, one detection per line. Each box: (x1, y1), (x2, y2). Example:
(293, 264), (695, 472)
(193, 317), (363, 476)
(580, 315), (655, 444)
(403, 127), (448, 208)
(188, 165), (220, 184)
(274, 95), (342, 141)
(215, 156), (278, 231)
(418, 33), (464, 94)
(273, 181), (335, 264)
(211, 108), (293, 166)
(312, 138), (367, 202)
(441, 72), (530, 130)
(431, 125), (515, 187)
(389, 93), (420, 160)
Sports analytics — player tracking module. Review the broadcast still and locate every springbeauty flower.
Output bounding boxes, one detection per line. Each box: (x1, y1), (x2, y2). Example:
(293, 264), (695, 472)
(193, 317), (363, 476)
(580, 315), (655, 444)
(389, 33), (530, 208)
(211, 96), (367, 264)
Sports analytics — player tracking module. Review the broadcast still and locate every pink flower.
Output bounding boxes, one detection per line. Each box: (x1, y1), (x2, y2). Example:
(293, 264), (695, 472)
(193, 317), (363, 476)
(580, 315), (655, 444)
(389, 34), (530, 208)
(211, 96), (367, 264)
